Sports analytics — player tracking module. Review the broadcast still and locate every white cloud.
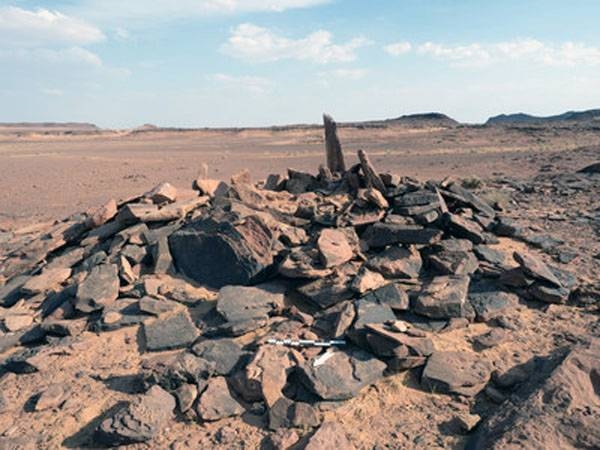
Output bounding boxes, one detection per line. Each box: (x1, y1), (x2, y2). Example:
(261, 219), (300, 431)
(222, 23), (370, 63)
(41, 88), (64, 96)
(74, 0), (331, 22)
(0, 6), (105, 47)
(320, 68), (368, 80)
(384, 41), (411, 56)
(0, 47), (103, 67)
(209, 73), (272, 93)
(416, 39), (600, 67)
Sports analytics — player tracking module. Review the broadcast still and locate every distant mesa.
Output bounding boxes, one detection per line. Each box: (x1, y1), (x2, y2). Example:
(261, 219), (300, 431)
(343, 112), (459, 129)
(386, 112), (459, 127)
(485, 109), (600, 125)
(0, 122), (98, 131)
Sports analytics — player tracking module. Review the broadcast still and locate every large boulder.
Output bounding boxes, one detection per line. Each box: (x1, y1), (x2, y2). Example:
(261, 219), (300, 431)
(169, 215), (275, 288)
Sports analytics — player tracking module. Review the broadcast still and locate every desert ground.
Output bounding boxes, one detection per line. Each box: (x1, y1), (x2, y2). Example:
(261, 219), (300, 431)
(0, 120), (599, 450)
(1, 122), (600, 223)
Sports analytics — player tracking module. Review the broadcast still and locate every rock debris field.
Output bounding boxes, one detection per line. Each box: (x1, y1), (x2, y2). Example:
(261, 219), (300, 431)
(0, 116), (599, 449)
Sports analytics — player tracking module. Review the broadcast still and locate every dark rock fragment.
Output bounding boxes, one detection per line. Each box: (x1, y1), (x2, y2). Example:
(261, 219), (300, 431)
(414, 276), (472, 319)
(95, 385), (175, 446)
(196, 376), (245, 421)
(362, 222), (443, 247)
(421, 351), (490, 396)
(143, 310), (199, 351)
(298, 349), (386, 400)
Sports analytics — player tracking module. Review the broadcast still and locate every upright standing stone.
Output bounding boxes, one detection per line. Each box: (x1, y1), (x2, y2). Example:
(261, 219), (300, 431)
(323, 114), (345, 173)
(358, 149), (386, 193)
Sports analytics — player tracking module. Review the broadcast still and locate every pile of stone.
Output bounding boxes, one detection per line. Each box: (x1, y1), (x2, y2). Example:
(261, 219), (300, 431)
(0, 115), (587, 447)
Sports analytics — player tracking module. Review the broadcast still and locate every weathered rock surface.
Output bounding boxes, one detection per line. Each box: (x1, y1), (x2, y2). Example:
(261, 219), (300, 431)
(414, 276), (472, 319)
(191, 338), (246, 375)
(143, 310), (199, 351)
(73, 263), (119, 313)
(196, 377), (245, 421)
(421, 351), (490, 396)
(216, 285), (284, 334)
(169, 215), (275, 288)
(317, 228), (353, 268)
(95, 385), (175, 446)
(470, 340), (600, 449)
(363, 222), (443, 247)
(366, 245), (422, 278)
(298, 349), (386, 400)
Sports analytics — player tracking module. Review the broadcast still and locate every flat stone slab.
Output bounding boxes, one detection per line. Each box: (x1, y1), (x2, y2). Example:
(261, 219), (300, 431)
(427, 250), (479, 276)
(363, 282), (410, 311)
(317, 228), (353, 268)
(363, 222), (443, 248)
(421, 351), (490, 396)
(366, 245), (422, 279)
(196, 376), (245, 421)
(216, 285), (284, 325)
(513, 251), (563, 288)
(191, 338), (247, 375)
(297, 272), (354, 309)
(443, 213), (485, 244)
(414, 276), (472, 319)
(298, 349), (386, 400)
(21, 268), (72, 295)
(74, 263), (119, 313)
(469, 285), (519, 322)
(143, 310), (199, 351)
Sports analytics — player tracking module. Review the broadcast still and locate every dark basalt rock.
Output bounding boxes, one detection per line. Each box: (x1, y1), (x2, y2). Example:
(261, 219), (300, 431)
(196, 376), (245, 421)
(73, 263), (119, 313)
(216, 285), (285, 334)
(363, 222), (443, 248)
(143, 310), (200, 351)
(421, 351), (490, 397)
(362, 282), (410, 311)
(442, 213), (486, 244)
(414, 276), (473, 319)
(469, 283), (519, 322)
(297, 349), (386, 401)
(191, 338), (248, 376)
(169, 214), (275, 288)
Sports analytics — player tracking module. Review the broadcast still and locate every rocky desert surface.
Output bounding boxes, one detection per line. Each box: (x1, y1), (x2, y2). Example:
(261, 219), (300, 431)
(0, 116), (599, 450)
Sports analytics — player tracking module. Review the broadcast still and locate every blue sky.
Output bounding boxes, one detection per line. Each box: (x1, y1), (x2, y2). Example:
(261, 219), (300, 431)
(2, 0), (600, 127)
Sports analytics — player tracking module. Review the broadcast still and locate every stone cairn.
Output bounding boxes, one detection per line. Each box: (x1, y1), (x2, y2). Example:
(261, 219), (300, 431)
(0, 114), (583, 447)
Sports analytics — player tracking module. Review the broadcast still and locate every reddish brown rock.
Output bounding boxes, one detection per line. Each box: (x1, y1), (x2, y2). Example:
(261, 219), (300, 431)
(145, 181), (178, 204)
(87, 199), (118, 228)
(196, 377), (245, 421)
(317, 228), (353, 268)
(305, 422), (353, 450)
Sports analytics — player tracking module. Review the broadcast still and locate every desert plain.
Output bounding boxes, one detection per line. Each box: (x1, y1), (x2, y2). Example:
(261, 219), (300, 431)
(0, 117), (599, 449)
